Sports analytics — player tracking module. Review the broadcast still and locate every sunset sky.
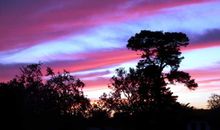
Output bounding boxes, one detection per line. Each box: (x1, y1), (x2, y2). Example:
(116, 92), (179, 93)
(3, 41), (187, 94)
(1, 0), (220, 109)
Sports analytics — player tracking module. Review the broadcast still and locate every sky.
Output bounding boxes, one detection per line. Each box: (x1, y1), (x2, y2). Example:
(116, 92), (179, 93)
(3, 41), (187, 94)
(0, 0), (220, 109)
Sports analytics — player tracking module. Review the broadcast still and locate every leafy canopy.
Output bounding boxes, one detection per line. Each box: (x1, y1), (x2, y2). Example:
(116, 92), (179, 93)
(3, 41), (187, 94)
(101, 30), (198, 114)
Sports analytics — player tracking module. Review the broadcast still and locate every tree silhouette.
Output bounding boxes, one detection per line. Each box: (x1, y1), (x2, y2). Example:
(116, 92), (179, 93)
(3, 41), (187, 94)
(46, 67), (91, 116)
(17, 64), (43, 88)
(14, 64), (45, 116)
(0, 64), (91, 129)
(207, 94), (220, 110)
(127, 30), (197, 90)
(0, 81), (25, 129)
(9, 64), (90, 117)
(89, 101), (109, 120)
(101, 30), (198, 114)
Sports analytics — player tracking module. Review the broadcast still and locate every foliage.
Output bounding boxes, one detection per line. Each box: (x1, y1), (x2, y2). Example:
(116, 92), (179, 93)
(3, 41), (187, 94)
(207, 94), (220, 110)
(1, 64), (90, 117)
(89, 101), (109, 119)
(46, 68), (90, 116)
(101, 30), (198, 115)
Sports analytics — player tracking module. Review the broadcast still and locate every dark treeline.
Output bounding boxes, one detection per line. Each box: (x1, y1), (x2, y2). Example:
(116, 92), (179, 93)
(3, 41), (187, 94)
(0, 30), (220, 130)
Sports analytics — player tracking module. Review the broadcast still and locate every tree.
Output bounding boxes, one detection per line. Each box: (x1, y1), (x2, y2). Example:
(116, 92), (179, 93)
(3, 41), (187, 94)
(127, 30), (197, 90)
(88, 100), (109, 120)
(0, 64), (91, 129)
(101, 30), (198, 114)
(46, 68), (91, 116)
(0, 81), (25, 129)
(14, 64), (45, 116)
(12, 64), (90, 117)
(207, 94), (220, 110)
(17, 64), (43, 88)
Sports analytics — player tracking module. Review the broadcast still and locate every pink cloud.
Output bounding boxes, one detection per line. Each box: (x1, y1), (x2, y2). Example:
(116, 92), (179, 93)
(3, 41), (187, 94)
(187, 68), (220, 82)
(182, 41), (220, 52)
(75, 70), (111, 80)
(48, 48), (139, 73)
(1, 41), (219, 83)
(0, 48), (138, 82)
(0, 64), (25, 82)
(0, 0), (208, 51)
(83, 77), (110, 89)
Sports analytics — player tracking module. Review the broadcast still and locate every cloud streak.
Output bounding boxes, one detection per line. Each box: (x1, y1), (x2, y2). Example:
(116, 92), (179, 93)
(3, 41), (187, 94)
(0, 0), (210, 51)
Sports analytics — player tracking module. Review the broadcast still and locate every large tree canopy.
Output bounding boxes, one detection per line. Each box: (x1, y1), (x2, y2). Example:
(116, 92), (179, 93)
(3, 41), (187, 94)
(127, 30), (189, 71)
(101, 30), (198, 115)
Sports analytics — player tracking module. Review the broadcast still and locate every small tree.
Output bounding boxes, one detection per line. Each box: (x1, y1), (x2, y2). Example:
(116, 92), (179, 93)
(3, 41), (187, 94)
(207, 94), (220, 110)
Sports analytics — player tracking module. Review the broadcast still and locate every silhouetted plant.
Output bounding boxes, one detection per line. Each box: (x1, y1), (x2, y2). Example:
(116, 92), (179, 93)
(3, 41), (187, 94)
(0, 64), (92, 129)
(46, 67), (91, 116)
(0, 79), (25, 129)
(17, 63), (43, 88)
(207, 93), (220, 110)
(101, 30), (198, 115)
(6, 64), (91, 118)
(89, 102), (109, 119)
